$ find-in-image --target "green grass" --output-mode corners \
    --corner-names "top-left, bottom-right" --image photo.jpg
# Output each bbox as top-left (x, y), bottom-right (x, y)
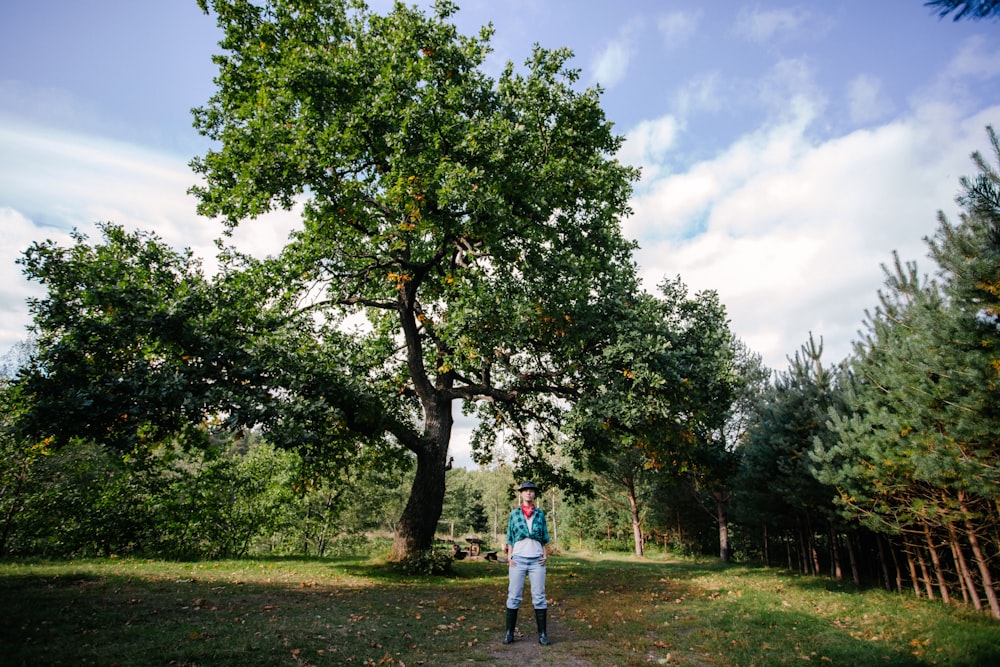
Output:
top-left (2, 552), bottom-right (998, 666)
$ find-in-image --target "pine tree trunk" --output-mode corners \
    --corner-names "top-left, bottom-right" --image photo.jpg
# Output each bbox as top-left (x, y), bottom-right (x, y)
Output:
top-left (763, 523), bottom-right (770, 568)
top-left (905, 548), bottom-right (921, 597)
top-left (845, 532), bottom-right (861, 586)
top-left (830, 528), bottom-right (843, 581)
top-left (923, 522), bottom-right (950, 604)
top-left (877, 534), bottom-right (893, 591)
top-left (947, 518), bottom-right (981, 611)
top-left (960, 495), bottom-right (1000, 619)
top-left (915, 546), bottom-right (935, 600)
top-left (888, 538), bottom-right (905, 594)
top-left (809, 532), bottom-right (821, 575)
top-left (798, 530), bottom-right (808, 573)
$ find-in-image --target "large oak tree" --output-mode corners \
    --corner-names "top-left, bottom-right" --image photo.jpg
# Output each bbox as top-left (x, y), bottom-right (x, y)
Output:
top-left (190, 0), bottom-right (640, 558)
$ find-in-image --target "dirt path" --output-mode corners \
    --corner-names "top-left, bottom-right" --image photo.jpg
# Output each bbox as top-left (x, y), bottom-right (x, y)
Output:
top-left (482, 613), bottom-right (605, 667)
top-left (478, 610), bottom-right (714, 667)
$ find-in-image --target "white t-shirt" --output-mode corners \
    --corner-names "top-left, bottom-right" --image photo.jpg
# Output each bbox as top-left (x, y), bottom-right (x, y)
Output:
top-left (510, 513), bottom-right (545, 558)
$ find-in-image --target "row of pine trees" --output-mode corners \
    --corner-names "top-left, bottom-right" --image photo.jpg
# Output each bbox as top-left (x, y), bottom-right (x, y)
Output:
top-left (736, 128), bottom-right (1000, 618)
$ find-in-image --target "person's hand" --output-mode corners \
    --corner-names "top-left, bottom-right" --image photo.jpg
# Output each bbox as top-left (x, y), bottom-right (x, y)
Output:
top-left (540, 554), bottom-right (547, 565)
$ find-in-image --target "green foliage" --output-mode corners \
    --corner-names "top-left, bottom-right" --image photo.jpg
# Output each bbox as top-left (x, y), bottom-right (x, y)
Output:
top-left (190, 0), bottom-right (642, 556)
top-left (558, 278), bottom-right (745, 557)
top-left (736, 334), bottom-right (844, 533)
top-left (441, 467), bottom-right (491, 535)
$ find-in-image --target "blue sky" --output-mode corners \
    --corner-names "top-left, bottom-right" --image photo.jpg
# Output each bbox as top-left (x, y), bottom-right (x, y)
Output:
top-left (1, 1), bottom-right (999, 463)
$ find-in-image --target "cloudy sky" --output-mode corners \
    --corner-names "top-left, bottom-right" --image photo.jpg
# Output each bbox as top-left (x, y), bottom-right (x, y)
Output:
top-left (2, 1), bottom-right (999, 463)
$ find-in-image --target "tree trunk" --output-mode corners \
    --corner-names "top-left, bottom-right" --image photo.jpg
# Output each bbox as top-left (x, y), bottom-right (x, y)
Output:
top-left (960, 495), bottom-right (1000, 619)
top-left (798, 530), bottom-right (809, 574)
top-left (301, 502), bottom-right (313, 557)
top-left (923, 522), bottom-right (950, 604)
top-left (905, 548), bottom-right (921, 597)
top-left (845, 532), bottom-right (861, 586)
top-left (888, 537), bottom-right (904, 594)
top-left (391, 398), bottom-right (452, 561)
top-left (762, 523), bottom-right (770, 568)
top-left (876, 534), bottom-right (893, 591)
top-left (947, 519), bottom-right (981, 611)
top-left (915, 546), bottom-right (935, 600)
top-left (626, 479), bottom-right (644, 557)
top-left (716, 492), bottom-right (729, 563)
top-left (809, 532), bottom-right (821, 575)
top-left (830, 528), bottom-right (843, 581)
top-left (551, 494), bottom-right (558, 550)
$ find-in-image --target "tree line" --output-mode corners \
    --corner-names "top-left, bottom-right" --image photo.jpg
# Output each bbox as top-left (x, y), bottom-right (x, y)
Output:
top-left (0, 0), bottom-right (997, 619)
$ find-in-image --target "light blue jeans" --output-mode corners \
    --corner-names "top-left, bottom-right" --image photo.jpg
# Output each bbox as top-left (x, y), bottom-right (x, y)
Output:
top-left (506, 555), bottom-right (547, 609)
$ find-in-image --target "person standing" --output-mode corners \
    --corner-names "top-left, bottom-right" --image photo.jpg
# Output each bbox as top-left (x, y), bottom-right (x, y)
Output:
top-left (502, 480), bottom-right (550, 646)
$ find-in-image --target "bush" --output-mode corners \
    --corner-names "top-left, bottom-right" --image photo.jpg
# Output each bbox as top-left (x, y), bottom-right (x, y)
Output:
top-left (392, 547), bottom-right (454, 576)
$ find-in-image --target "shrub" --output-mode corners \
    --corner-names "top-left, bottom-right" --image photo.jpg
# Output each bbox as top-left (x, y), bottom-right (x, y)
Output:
top-left (392, 547), bottom-right (454, 576)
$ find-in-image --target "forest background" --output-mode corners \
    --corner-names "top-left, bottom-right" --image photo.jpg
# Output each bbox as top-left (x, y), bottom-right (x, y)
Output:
top-left (1, 0), bottom-right (999, 628)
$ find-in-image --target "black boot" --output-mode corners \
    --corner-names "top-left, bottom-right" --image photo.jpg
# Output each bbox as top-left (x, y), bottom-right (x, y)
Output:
top-left (503, 607), bottom-right (517, 644)
top-left (535, 608), bottom-right (550, 645)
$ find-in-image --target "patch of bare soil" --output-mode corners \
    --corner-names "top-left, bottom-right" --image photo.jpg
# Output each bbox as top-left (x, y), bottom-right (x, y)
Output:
top-left (478, 612), bottom-right (719, 667)
top-left (482, 615), bottom-right (605, 667)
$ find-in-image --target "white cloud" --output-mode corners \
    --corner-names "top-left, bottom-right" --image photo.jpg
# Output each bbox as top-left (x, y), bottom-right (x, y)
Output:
top-left (756, 58), bottom-right (825, 116)
top-left (0, 122), bottom-right (301, 354)
top-left (0, 208), bottom-right (60, 351)
top-left (847, 74), bottom-right (893, 125)
top-left (665, 57), bottom-right (824, 131)
top-left (672, 71), bottom-right (725, 120)
top-left (657, 10), bottom-right (701, 49)
top-left (0, 80), bottom-right (101, 131)
top-left (590, 19), bottom-right (644, 89)
top-left (913, 35), bottom-right (1000, 110)
top-left (619, 115), bottom-right (681, 182)
top-left (626, 102), bottom-right (999, 370)
top-left (946, 35), bottom-right (1000, 80)
top-left (592, 40), bottom-right (632, 89)
top-left (732, 7), bottom-right (808, 43)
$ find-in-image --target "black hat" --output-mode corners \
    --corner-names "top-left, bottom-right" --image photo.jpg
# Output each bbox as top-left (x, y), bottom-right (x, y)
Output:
top-left (518, 481), bottom-right (538, 491)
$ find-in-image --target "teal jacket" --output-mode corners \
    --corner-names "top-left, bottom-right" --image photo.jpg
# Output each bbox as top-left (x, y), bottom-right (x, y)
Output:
top-left (506, 507), bottom-right (549, 546)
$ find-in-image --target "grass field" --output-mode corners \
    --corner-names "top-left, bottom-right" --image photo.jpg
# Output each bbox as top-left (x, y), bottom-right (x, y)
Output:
top-left (2, 551), bottom-right (998, 666)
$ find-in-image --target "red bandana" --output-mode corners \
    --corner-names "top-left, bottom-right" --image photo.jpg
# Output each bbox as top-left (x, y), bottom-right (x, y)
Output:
top-left (521, 505), bottom-right (535, 519)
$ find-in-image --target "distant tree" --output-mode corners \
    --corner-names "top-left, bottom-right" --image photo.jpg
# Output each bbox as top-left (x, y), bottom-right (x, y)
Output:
top-left (925, 0), bottom-right (1000, 21)
top-left (568, 279), bottom-right (738, 558)
top-left (680, 334), bottom-right (768, 563)
top-left (442, 468), bottom-right (489, 536)
top-left (0, 381), bottom-right (44, 556)
top-left (737, 334), bottom-right (844, 572)
top-left (476, 465), bottom-right (515, 544)
top-left (191, 0), bottom-right (640, 560)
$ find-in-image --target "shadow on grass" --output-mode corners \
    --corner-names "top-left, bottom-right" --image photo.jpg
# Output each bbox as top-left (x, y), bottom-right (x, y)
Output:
top-left (3, 554), bottom-right (998, 667)
top-left (336, 557), bottom-right (508, 583)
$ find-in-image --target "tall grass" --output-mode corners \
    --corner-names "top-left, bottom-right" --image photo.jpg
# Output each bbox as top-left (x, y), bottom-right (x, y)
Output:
top-left (2, 552), bottom-right (998, 666)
